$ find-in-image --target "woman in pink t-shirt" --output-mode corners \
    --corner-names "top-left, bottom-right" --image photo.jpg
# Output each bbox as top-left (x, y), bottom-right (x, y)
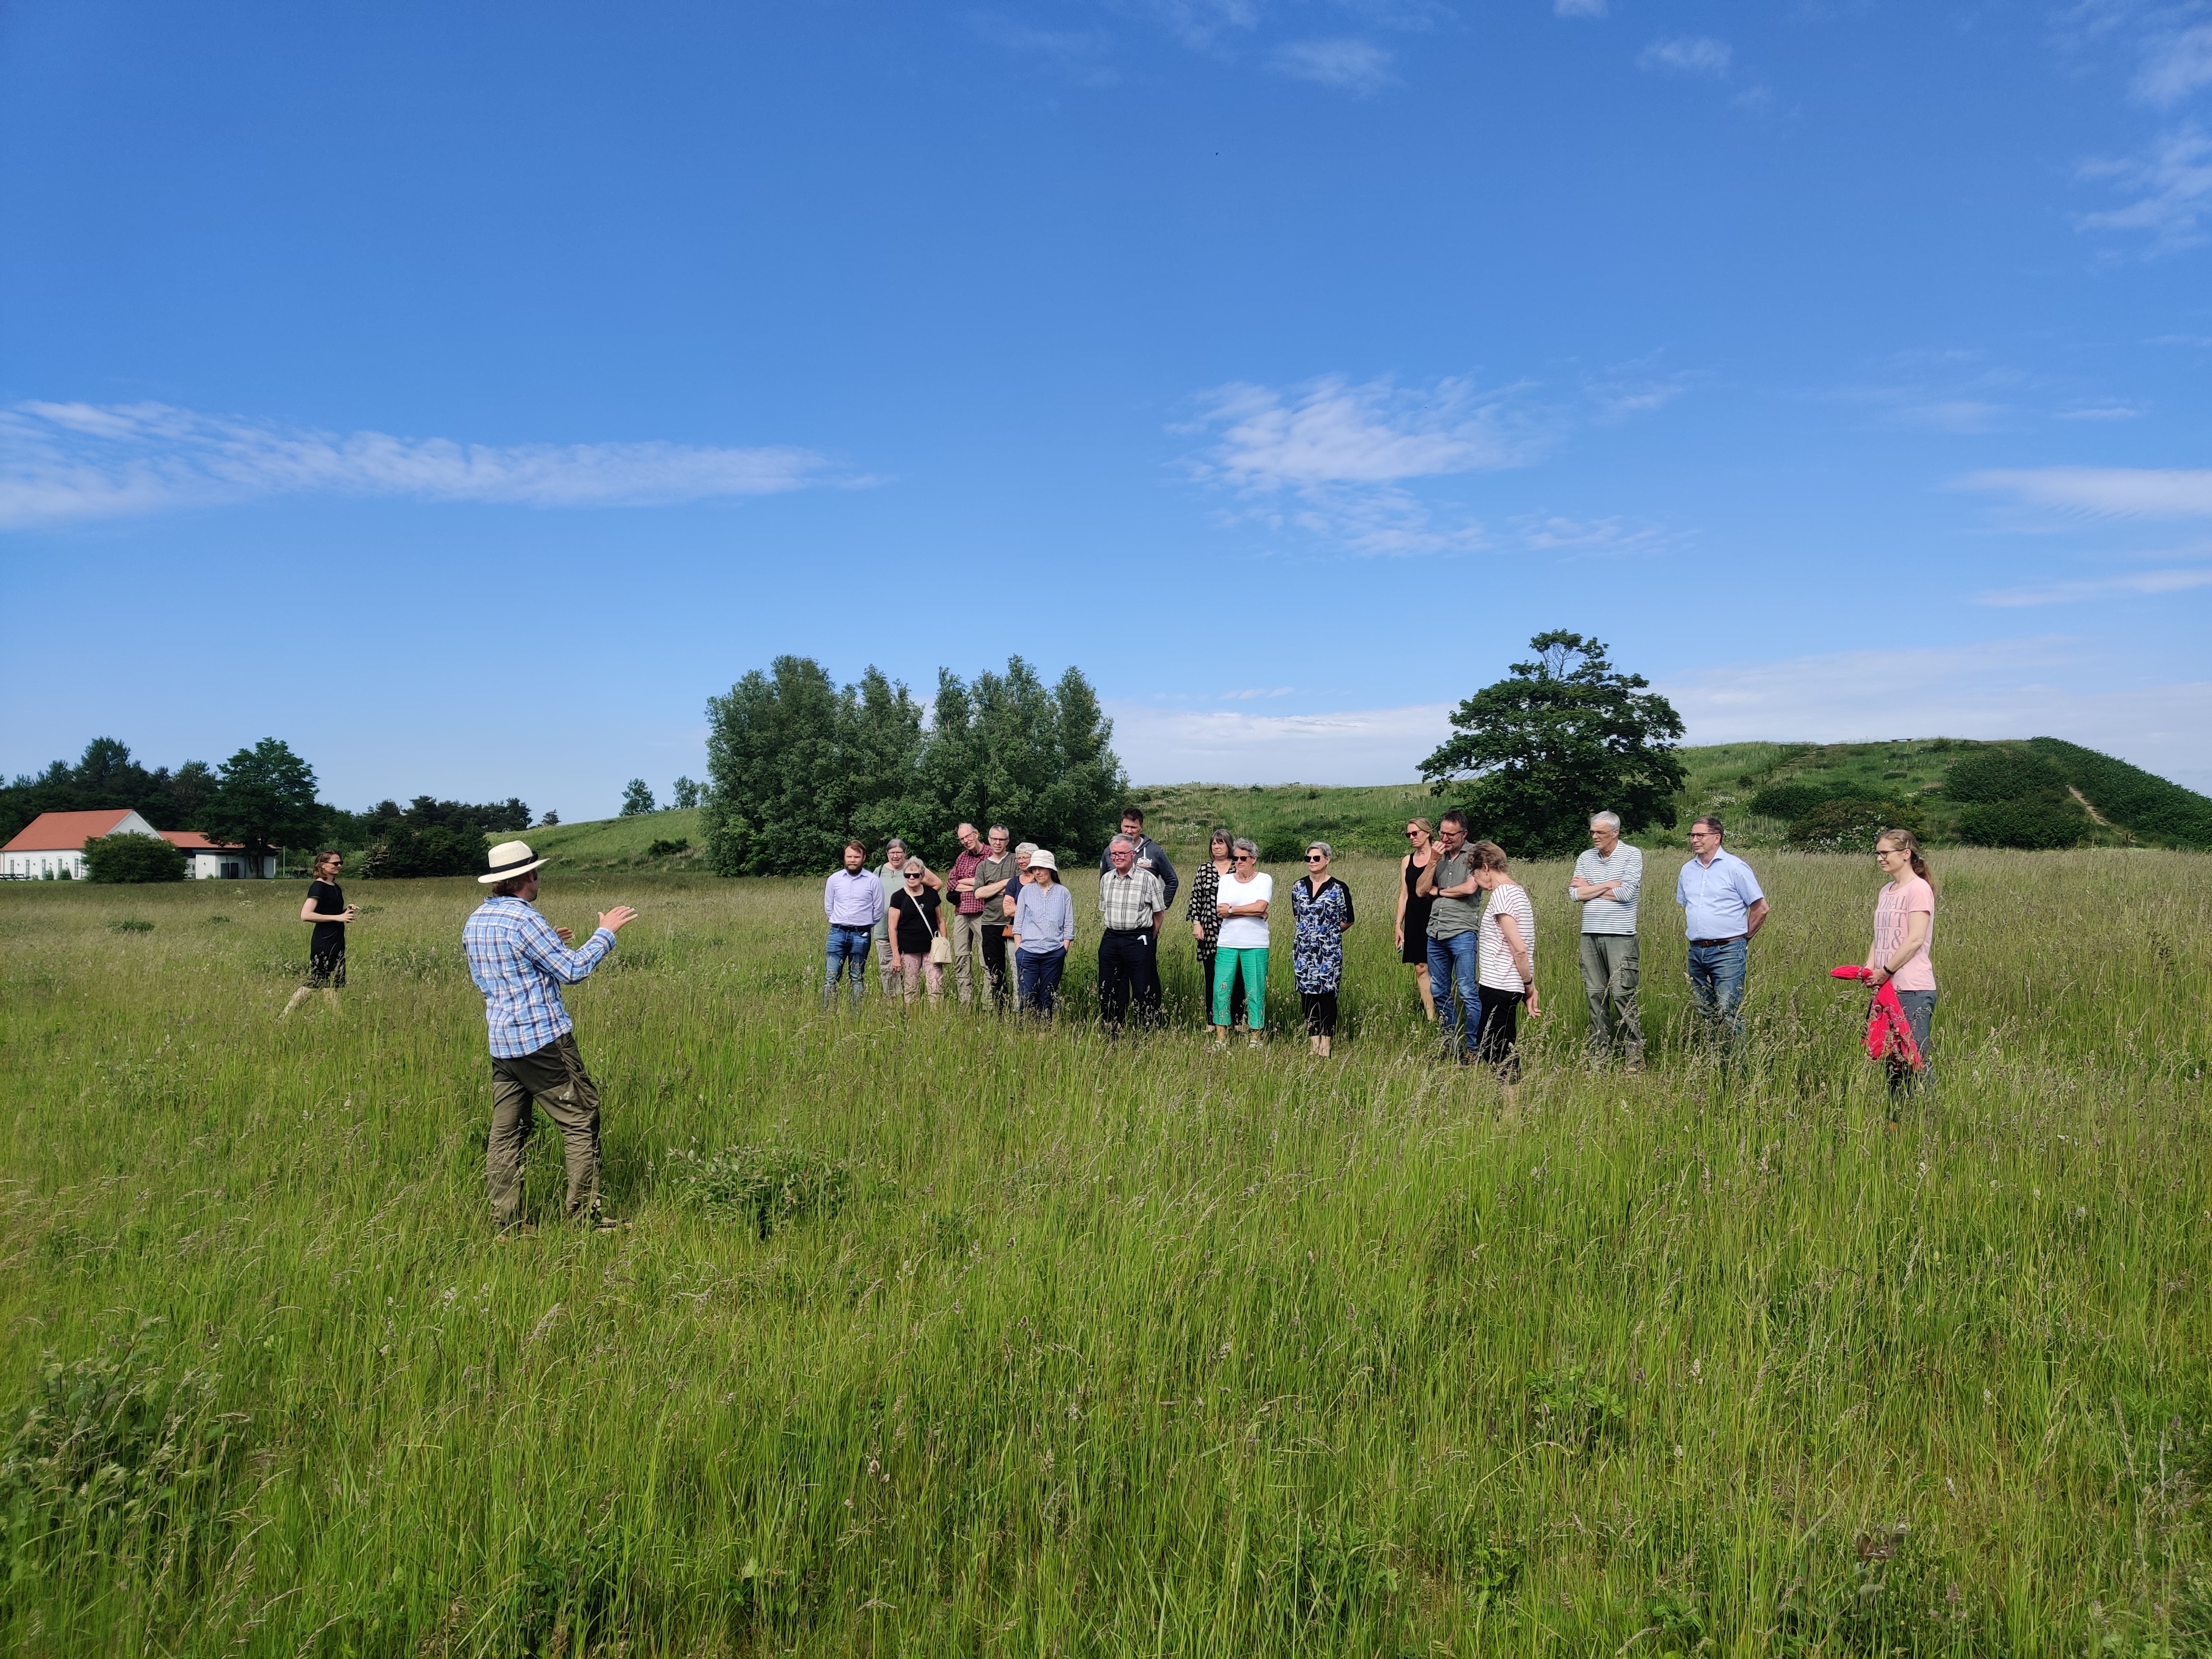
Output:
top-left (1865, 828), bottom-right (1937, 1092)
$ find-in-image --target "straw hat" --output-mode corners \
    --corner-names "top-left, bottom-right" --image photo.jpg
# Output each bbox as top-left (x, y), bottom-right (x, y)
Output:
top-left (1028, 849), bottom-right (1058, 872)
top-left (481, 840), bottom-right (551, 884)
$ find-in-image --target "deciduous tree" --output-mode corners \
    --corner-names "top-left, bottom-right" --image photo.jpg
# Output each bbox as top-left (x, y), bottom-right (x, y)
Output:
top-left (200, 738), bottom-right (324, 876)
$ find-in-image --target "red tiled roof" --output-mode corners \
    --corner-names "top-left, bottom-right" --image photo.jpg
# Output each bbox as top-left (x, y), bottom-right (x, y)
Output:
top-left (2, 808), bottom-right (137, 853)
top-left (159, 830), bottom-right (244, 852)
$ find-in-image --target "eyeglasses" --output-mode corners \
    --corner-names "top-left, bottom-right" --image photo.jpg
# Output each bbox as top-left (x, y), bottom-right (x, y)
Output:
top-left (1688, 830), bottom-right (1718, 840)
top-left (1305, 854), bottom-right (1326, 862)
top-left (1234, 853), bottom-right (1256, 863)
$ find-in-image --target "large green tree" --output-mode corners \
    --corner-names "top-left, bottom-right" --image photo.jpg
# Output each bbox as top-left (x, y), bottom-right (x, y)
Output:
top-left (200, 738), bottom-right (324, 876)
top-left (1420, 631), bottom-right (1686, 859)
top-left (0, 737), bottom-right (217, 844)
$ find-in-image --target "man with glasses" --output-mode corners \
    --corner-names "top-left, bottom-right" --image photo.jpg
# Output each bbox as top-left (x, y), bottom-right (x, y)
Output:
top-left (1416, 810), bottom-right (1486, 1063)
top-left (943, 821), bottom-right (992, 1005)
top-left (1097, 833), bottom-right (1168, 1032)
top-left (1674, 814), bottom-right (1769, 1058)
top-left (1098, 805), bottom-right (1178, 1025)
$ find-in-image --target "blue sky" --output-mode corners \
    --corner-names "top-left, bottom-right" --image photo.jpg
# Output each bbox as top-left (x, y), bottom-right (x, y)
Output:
top-left (4, 0), bottom-right (2210, 815)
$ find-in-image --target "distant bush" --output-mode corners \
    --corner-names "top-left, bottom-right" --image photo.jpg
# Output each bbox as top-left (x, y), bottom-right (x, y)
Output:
top-left (360, 824), bottom-right (481, 879)
top-left (82, 834), bottom-right (187, 883)
top-left (1957, 799), bottom-right (2086, 850)
top-left (1750, 781), bottom-right (1843, 822)
top-left (646, 837), bottom-right (691, 858)
top-left (1258, 827), bottom-right (1312, 863)
top-left (1788, 800), bottom-right (1921, 852)
top-left (2029, 737), bottom-right (2212, 849)
top-left (1942, 747), bottom-right (2065, 805)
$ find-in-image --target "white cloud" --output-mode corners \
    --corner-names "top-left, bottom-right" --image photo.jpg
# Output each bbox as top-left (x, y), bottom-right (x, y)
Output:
top-left (1270, 38), bottom-right (1395, 92)
top-left (1110, 699), bottom-right (1453, 783)
top-left (2078, 124), bottom-right (2212, 251)
top-left (2136, 22), bottom-right (2212, 107)
top-left (1957, 466), bottom-right (2212, 517)
top-left (1639, 37), bottom-right (1733, 77)
top-left (0, 401), bottom-right (838, 529)
top-left (1975, 566), bottom-right (2212, 606)
top-left (1661, 639), bottom-right (2212, 792)
top-left (1131, 0), bottom-right (1261, 51)
top-left (971, 14), bottom-right (1118, 82)
top-left (1196, 375), bottom-right (1540, 490)
top-left (1892, 398), bottom-right (2010, 434)
top-left (1554, 0), bottom-right (1606, 17)
top-left (2054, 403), bottom-right (2142, 420)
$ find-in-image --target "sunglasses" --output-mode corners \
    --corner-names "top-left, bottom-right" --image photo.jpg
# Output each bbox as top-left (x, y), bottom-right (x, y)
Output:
top-left (1305, 853), bottom-right (1326, 862)
top-left (1234, 853), bottom-right (1256, 863)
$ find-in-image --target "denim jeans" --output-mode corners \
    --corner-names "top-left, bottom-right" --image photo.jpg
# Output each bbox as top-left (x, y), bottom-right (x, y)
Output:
top-left (823, 924), bottom-right (873, 1006)
top-left (1890, 988), bottom-right (1937, 1094)
top-left (1685, 937), bottom-right (1748, 1052)
top-left (1017, 946), bottom-right (1068, 1018)
top-left (1426, 931), bottom-right (1481, 1053)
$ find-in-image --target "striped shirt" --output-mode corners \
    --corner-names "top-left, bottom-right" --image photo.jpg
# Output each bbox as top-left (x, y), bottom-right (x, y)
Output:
top-left (1097, 866), bottom-right (1166, 932)
top-left (462, 897), bottom-right (617, 1058)
top-left (1477, 880), bottom-right (1536, 992)
top-left (1569, 843), bottom-right (1642, 935)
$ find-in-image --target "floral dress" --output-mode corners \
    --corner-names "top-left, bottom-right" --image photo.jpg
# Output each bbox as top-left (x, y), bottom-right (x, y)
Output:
top-left (1291, 876), bottom-right (1356, 993)
top-left (1187, 862), bottom-right (1225, 951)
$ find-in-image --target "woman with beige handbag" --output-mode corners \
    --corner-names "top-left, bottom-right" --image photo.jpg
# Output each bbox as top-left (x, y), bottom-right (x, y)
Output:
top-left (888, 861), bottom-right (950, 1003)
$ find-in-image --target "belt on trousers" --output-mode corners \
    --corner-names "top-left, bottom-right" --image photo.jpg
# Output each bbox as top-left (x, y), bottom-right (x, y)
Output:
top-left (1688, 935), bottom-right (1745, 947)
top-left (1102, 927), bottom-right (1150, 937)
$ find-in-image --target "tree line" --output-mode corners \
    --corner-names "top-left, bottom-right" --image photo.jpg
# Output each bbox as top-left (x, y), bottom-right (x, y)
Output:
top-left (702, 655), bottom-right (1127, 876)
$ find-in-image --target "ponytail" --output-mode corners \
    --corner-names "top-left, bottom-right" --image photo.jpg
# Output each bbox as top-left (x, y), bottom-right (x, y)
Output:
top-left (1879, 827), bottom-right (1932, 886)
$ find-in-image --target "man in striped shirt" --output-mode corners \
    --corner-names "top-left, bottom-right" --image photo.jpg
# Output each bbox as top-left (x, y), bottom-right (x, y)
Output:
top-left (463, 840), bottom-right (637, 1233)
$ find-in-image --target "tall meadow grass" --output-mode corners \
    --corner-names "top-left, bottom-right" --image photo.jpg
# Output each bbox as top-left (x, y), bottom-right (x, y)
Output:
top-left (2, 849), bottom-right (2208, 1654)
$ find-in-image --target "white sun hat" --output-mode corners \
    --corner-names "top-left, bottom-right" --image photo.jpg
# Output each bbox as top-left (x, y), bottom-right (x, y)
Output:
top-left (481, 840), bottom-right (551, 884)
top-left (1028, 848), bottom-right (1058, 872)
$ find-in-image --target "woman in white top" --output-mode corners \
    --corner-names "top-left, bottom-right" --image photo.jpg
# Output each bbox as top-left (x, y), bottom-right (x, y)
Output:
top-left (1469, 840), bottom-right (1539, 1079)
top-left (1211, 837), bottom-right (1272, 1044)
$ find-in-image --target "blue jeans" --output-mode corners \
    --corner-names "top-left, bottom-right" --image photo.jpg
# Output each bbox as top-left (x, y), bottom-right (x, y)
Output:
top-left (1426, 931), bottom-right (1481, 1053)
top-left (823, 924), bottom-right (872, 1006)
top-left (1891, 988), bottom-right (1937, 1094)
top-left (1686, 937), bottom-right (1748, 1052)
top-left (1017, 947), bottom-right (1067, 1018)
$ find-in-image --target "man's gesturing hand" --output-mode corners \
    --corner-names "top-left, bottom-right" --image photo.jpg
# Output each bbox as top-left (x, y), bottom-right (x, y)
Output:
top-left (599, 906), bottom-right (639, 933)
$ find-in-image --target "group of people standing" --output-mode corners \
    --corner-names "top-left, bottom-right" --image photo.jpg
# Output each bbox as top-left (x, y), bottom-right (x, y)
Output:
top-left (274, 802), bottom-right (1942, 1234)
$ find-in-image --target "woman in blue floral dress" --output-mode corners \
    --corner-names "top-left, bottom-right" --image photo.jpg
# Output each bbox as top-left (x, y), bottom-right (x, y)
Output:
top-left (1291, 841), bottom-right (1357, 1056)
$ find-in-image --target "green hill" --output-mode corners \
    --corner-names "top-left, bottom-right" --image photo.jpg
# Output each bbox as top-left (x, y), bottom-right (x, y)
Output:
top-left (511, 740), bottom-right (2209, 868)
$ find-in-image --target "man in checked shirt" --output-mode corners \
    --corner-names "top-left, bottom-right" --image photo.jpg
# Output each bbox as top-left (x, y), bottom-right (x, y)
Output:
top-left (1096, 833), bottom-right (1167, 1032)
top-left (463, 839), bottom-right (638, 1234)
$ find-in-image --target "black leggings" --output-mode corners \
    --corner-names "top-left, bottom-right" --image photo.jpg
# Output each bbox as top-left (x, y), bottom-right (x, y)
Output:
top-left (1474, 985), bottom-right (1523, 1079)
top-left (1301, 990), bottom-right (1338, 1038)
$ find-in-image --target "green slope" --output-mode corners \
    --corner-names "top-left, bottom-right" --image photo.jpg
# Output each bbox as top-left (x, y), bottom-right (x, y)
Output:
top-left (514, 740), bottom-right (2209, 867)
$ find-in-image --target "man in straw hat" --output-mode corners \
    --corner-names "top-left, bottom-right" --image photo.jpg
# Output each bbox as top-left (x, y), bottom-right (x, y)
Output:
top-left (462, 838), bottom-right (637, 1233)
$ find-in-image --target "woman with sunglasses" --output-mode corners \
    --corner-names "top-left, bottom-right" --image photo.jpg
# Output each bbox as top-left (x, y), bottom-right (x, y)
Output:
top-left (1186, 828), bottom-right (1246, 1029)
top-left (1396, 818), bottom-right (1438, 1022)
top-left (1865, 827), bottom-right (1937, 1094)
top-left (1211, 838), bottom-right (1271, 1045)
top-left (1291, 841), bottom-right (1356, 1057)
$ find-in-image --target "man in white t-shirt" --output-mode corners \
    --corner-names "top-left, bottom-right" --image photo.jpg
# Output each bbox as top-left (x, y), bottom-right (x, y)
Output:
top-left (1210, 837), bottom-right (1272, 1044)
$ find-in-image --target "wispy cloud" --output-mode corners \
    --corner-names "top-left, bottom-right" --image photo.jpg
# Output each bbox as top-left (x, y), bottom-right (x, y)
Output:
top-left (1129, 0), bottom-right (1261, 52)
top-left (1108, 698), bottom-right (1453, 784)
top-left (1511, 513), bottom-right (1685, 555)
top-left (2055, 402), bottom-right (2143, 419)
top-left (1975, 565), bottom-right (2212, 606)
top-left (0, 401), bottom-right (841, 529)
top-left (1270, 38), bottom-right (1396, 92)
top-left (1958, 465), bottom-right (2212, 517)
top-left (1220, 686), bottom-right (1294, 699)
top-left (1554, 0), bottom-right (1606, 17)
top-left (2135, 20), bottom-right (2212, 107)
top-left (2078, 123), bottom-right (2212, 251)
top-left (1639, 36), bottom-right (1733, 77)
top-left (970, 13), bottom-right (1118, 83)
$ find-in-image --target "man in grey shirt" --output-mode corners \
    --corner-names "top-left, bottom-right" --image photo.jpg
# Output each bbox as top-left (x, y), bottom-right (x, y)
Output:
top-left (1416, 809), bottom-right (1486, 1061)
top-left (1569, 810), bottom-right (1644, 1067)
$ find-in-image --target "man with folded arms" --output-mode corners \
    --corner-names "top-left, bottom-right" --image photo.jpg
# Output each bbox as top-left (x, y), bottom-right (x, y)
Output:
top-left (943, 821), bottom-right (993, 1005)
top-left (463, 839), bottom-right (637, 1234)
top-left (1569, 810), bottom-right (1645, 1069)
top-left (1096, 832), bottom-right (1167, 1032)
top-left (970, 825), bottom-right (1021, 1009)
top-left (1674, 814), bottom-right (1769, 1059)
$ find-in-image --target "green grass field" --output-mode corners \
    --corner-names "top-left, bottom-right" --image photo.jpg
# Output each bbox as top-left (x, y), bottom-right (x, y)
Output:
top-left (4, 849), bottom-right (2210, 1655)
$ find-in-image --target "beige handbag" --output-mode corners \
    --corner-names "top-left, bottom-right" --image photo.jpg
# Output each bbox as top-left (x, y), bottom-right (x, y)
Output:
top-left (916, 881), bottom-right (954, 965)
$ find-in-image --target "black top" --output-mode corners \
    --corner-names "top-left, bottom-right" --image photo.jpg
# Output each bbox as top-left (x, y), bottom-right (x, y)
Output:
top-left (889, 886), bottom-right (941, 956)
top-left (307, 879), bottom-right (347, 958)
top-left (1401, 857), bottom-right (1435, 930)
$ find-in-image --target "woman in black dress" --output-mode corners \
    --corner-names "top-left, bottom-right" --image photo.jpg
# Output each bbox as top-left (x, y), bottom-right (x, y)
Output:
top-left (281, 848), bottom-right (358, 1018)
top-left (1396, 817), bottom-right (1438, 1022)
top-left (1185, 829), bottom-right (1245, 1027)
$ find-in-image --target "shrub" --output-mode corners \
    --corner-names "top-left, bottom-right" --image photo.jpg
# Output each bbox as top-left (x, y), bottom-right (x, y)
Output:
top-left (1788, 799), bottom-right (1920, 852)
top-left (646, 837), bottom-right (691, 858)
top-left (1957, 799), bottom-right (2086, 849)
top-left (1749, 781), bottom-right (1838, 822)
top-left (2028, 737), bottom-right (2212, 849)
top-left (665, 1144), bottom-right (852, 1239)
top-left (1942, 746), bottom-right (2065, 805)
top-left (81, 834), bottom-right (187, 884)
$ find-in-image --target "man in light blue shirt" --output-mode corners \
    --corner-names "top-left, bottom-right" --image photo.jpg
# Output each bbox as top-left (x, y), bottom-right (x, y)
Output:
top-left (1568, 811), bottom-right (1644, 1067)
top-left (823, 839), bottom-right (886, 1006)
top-left (1673, 814), bottom-right (1770, 1056)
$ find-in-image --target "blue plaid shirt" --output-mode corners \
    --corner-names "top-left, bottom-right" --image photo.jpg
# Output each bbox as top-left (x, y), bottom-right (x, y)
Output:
top-left (463, 896), bottom-right (617, 1058)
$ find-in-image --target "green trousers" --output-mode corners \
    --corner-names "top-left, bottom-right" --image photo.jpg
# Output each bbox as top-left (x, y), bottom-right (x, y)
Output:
top-left (1212, 947), bottom-right (1267, 1030)
top-left (487, 1032), bottom-right (603, 1227)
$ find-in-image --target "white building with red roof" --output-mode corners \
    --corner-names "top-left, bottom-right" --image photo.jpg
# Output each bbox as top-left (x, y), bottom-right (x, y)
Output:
top-left (1, 809), bottom-right (275, 880)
